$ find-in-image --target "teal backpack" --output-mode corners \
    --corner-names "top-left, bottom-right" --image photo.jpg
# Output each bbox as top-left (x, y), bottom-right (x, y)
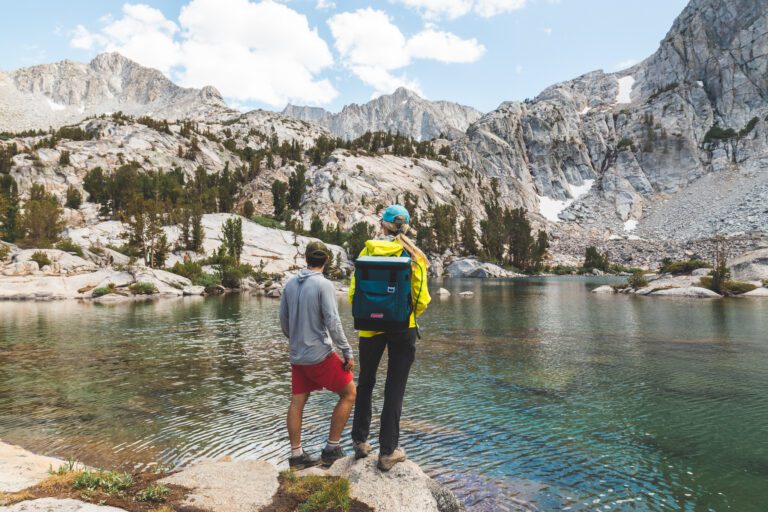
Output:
top-left (352, 253), bottom-right (413, 331)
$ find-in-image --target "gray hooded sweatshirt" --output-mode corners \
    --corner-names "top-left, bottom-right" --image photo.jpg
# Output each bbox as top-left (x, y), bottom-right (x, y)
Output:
top-left (279, 269), bottom-right (352, 365)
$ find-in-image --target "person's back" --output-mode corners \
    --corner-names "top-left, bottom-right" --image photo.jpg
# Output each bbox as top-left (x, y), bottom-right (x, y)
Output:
top-left (279, 241), bottom-right (356, 470)
top-left (348, 205), bottom-right (431, 471)
top-left (282, 269), bottom-right (347, 366)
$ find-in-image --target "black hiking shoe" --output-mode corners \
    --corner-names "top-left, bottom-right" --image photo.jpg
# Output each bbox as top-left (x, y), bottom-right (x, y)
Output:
top-left (321, 445), bottom-right (345, 467)
top-left (288, 451), bottom-right (321, 470)
top-left (353, 441), bottom-right (372, 460)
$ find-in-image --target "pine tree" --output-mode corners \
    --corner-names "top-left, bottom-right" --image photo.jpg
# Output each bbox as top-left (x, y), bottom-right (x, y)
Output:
top-left (20, 184), bottom-right (64, 247)
top-left (480, 199), bottom-right (505, 262)
top-left (222, 217), bottom-right (244, 263)
top-left (287, 165), bottom-right (308, 210)
top-left (309, 213), bottom-right (324, 238)
top-left (65, 185), bottom-right (82, 209)
top-left (460, 212), bottom-right (478, 256)
top-left (271, 180), bottom-right (288, 217)
top-left (242, 200), bottom-right (254, 219)
top-left (217, 163), bottom-right (235, 213)
top-left (505, 207), bottom-right (534, 271)
top-left (0, 175), bottom-right (21, 242)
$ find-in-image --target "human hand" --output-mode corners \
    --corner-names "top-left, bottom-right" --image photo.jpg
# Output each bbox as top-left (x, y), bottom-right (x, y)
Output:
top-left (343, 356), bottom-right (355, 372)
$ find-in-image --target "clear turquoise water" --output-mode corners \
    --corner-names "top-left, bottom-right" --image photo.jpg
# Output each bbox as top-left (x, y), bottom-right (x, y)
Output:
top-left (1, 277), bottom-right (767, 511)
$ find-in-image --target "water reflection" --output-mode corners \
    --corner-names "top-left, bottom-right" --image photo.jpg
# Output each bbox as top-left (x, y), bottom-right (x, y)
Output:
top-left (1, 279), bottom-right (767, 511)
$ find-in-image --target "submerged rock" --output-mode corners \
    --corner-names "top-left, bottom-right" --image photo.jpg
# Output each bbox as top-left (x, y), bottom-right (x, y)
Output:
top-left (591, 285), bottom-right (616, 294)
top-left (436, 287), bottom-right (451, 297)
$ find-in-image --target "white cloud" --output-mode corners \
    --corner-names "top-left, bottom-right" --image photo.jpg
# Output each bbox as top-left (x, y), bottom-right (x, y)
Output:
top-left (406, 29), bottom-right (485, 63)
top-left (515, 65), bottom-right (523, 75)
top-left (393, 0), bottom-right (526, 19)
top-left (543, 27), bottom-right (552, 35)
top-left (328, 8), bottom-right (484, 96)
top-left (316, 0), bottom-right (336, 9)
top-left (69, 0), bottom-right (336, 107)
top-left (473, 0), bottom-right (526, 17)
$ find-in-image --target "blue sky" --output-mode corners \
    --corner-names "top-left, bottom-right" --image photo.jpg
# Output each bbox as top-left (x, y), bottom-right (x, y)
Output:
top-left (0, 0), bottom-right (689, 113)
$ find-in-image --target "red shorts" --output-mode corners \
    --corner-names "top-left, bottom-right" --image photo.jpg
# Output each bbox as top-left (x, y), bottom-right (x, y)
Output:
top-left (291, 352), bottom-right (353, 395)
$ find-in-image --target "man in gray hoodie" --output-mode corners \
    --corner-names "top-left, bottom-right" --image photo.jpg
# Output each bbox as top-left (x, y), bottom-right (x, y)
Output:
top-left (280, 241), bottom-right (356, 469)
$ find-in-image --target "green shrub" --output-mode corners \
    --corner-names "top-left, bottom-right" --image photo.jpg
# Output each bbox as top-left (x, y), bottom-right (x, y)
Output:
top-left (136, 483), bottom-right (170, 503)
top-left (55, 238), bottom-right (83, 257)
top-left (73, 469), bottom-right (133, 495)
top-left (251, 215), bottom-right (284, 229)
top-left (660, 258), bottom-right (710, 275)
top-left (549, 265), bottom-right (578, 275)
top-left (0, 244), bottom-right (9, 261)
top-left (763, 279), bottom-right (768, 288)
top-left (89, 245), bottom-right (104, 255)
top-left (30, 250), bottom-right (52, 268)
top-left (704, 124), bottom-right (737, 142)
top-left (583, 246), bottom-right (610, 272)
top-left (58, 150), bottom-right (71, 166)
top-left (129, 282), bottom-right (157, 295)
top-left (92, 283), bottom-right (117, 298)
top-left (739, 117), bottom-right (759, 137)
top-left (168, 260), bottom-right (203, 280)
top-left (193, 272), bottom-right (221, 289)
top-left (699, 277), bottom-right (757, 295)
top-left (65, 185), bottom-right (82, 209)
top-left (280, 470), bottom-right (353, 512)
top-left (628, 270), bottom-right (649, 288)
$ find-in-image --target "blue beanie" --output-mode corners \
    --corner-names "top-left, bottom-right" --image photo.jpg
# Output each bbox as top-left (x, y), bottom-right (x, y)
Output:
top-left (382, 204), bottom-right (411, 225)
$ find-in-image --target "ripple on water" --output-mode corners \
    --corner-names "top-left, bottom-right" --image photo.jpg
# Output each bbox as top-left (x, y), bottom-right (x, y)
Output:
top-left (1, 284), bottom-right (768, 511)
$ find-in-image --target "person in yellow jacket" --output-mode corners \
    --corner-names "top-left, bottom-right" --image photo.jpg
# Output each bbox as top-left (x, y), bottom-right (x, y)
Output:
top-left (348, 204), bottom-right (431, 471)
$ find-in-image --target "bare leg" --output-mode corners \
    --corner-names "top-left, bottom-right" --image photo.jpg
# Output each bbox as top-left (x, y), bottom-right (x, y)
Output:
top-left (287, 392), bottom-right (310, 448)
top-left (328, 382), bottom-right (357, 442)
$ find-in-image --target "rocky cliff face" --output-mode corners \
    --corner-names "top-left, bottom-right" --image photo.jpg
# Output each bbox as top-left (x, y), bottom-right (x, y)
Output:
top-left (452, 0), bottom-right (768, 242)
top-left (0, 52), bottom-right (233, 132)
top-left (283, 87), bottom-right (482, 141)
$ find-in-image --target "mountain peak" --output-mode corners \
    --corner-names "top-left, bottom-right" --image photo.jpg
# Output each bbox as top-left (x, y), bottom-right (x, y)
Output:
top-left (1, 52), bottom-right (229, 132)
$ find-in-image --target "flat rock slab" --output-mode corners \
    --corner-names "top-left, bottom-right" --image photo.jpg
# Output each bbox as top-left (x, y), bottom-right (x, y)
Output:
top-left (327, 457), bottom-right (444, 512)
top-left (0, 442), bottom-right (64, 493)
top-left (159, 459), bottom-right (278, 512)
top-left (651, 286), bottom-right (721, 298)
top-left (742, 287), bottom-right (768, 297)
top-left (591, 285), bottom-right (615, 294)
top-left (0, 498), bottom-right (127, 512)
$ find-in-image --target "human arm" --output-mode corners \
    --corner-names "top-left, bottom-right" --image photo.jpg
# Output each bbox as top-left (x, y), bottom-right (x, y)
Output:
top-left (322, 282), bottom-right (353, 360)
top-left (412, 259), bottom-right (431, 318)
top-left (279, 288), bottom-right (290, 338)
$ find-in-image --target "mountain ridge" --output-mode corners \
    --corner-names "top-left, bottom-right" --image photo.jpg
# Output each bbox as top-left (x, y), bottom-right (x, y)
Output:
top-left (0, 52), bottom-right (232, 132)
top-left (283, 87), bottom-right (482, 141)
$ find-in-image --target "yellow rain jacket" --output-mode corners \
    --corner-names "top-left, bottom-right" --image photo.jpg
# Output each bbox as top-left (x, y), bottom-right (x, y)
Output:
top-left (348, 239), bottom-right (431, 338)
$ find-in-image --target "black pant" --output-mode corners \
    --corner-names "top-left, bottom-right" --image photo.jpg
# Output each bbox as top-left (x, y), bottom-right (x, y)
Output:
top-left (351, 328), bottom-right (417, 455)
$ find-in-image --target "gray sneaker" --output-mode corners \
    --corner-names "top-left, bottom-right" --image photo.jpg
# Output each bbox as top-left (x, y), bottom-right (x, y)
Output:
top-left (288, 451), bottom-right (321, 470)
top-left (353, 441), bottom-right (372, 459)
top-left (321, 445), bottom-right (345, 466)
top-left (377, 448), bottom-right (406, 471)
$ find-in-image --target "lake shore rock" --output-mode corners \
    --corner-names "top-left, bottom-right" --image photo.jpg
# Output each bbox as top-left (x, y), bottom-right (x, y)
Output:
top-left (0, 442), bottom-right (465, 512)
top-left (0, 441), bottom-right (65, 493)
top-left (444, 258), bottom-right (521, 278)
top-left (0, 498), bottom-right (128, 511)
top-left (159, 459), bottom-right (279, 512)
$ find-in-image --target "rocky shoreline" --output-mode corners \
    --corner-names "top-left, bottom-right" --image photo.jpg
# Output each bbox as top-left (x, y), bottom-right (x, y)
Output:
top-left (0, 441), bottom-right (465, 512)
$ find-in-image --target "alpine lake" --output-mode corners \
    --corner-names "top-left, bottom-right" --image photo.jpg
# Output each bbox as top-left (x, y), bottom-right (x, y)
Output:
top-left (1, 277), bottom-right (767, 511)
